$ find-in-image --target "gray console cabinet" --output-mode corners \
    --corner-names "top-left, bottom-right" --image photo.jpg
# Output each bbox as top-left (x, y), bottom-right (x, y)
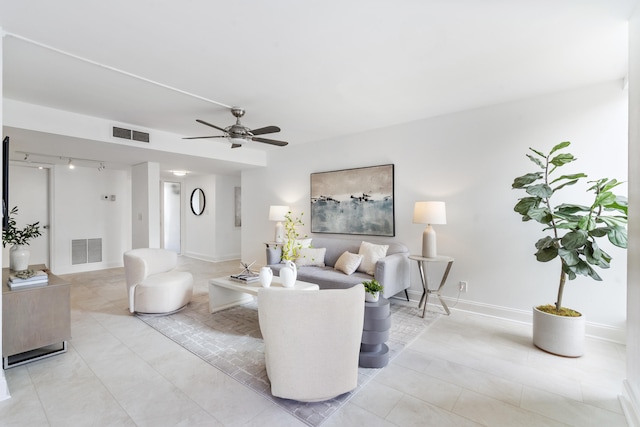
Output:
top-left (2, 265), bottom-right (71, 368)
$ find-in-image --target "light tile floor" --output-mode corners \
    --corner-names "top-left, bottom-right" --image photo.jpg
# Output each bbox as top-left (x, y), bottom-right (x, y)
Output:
top-left (0, 257), bottom-right (628, 426)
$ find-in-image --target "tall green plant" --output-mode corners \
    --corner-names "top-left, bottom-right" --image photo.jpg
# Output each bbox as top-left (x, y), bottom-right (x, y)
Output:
top-left (512, 141), bottom-right (627, 313)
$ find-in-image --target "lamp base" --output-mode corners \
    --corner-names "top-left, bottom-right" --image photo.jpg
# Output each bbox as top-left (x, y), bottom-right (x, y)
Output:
top-left (274, 222), bottom-right (284, 243)
top-left (422, 225), bottom-right (437, 258)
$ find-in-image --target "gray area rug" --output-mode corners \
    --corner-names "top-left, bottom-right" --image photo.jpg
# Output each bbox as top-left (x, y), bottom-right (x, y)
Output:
top-left (138, 293), bottom-right (439, 426)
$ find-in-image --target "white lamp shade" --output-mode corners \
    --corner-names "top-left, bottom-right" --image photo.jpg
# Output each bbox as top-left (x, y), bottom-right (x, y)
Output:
top-left (269, 205), bottom-right (290, 221)
top-left (413, 201), bottom-right (446, 225)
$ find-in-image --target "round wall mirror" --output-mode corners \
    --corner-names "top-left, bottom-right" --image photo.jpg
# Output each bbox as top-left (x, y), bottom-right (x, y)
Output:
top-left (190, 188), bottom-right (206, 215)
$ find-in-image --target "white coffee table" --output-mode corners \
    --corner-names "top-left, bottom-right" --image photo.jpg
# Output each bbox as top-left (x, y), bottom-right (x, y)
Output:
top-left (208, 275), bottom-right (320, 313)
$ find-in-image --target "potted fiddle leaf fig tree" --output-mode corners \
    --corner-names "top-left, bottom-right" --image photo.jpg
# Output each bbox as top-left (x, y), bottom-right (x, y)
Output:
top-left (512, 141), bottom-right (627, 357)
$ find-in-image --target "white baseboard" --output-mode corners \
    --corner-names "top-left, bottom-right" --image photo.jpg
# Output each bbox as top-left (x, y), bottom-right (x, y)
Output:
top-left (404, 290), bottom-right (626, 344)
top-left (0, 372), bottom-right (10, 402)
top-left (621, 380), bottom-right (640, 427)
top-left (184, 251), bottom-right (241, 263)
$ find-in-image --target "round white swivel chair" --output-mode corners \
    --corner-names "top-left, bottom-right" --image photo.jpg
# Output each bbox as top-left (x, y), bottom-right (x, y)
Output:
top-left (123, 248), bottom-right (193, 314)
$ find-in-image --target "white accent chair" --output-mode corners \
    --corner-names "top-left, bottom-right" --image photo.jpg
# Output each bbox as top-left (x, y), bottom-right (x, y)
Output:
top-left (123, 248), bottom-right (193, 314)
top-left (258, 284), bottom-right (365, 402)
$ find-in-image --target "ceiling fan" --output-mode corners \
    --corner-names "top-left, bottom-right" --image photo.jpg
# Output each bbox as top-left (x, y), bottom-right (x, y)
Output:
top-left (183, 107), bottom-right (288, 148)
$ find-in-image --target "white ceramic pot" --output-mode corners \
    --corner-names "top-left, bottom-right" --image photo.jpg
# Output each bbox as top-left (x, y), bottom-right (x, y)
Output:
top-left (10, 244), bottom-right (31, 271)
top-left (259, 267), bottom-right (273, 288)
top-left (280, 260), bottom-right (297, 288)
top-left (532, 306), bottom-right (585, 357)
top-left (365, 291), bottom-right (379, 303)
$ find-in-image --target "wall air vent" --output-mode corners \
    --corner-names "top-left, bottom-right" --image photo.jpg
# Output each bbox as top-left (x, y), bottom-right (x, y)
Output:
top-left (132, 130), bottom-right (150, 143)
top-left (113, 127), bottom-right (132, 140)
top-left (71, 238), bottom-right (103, 265)
top-left (112, 126), bottom-right (150, 143)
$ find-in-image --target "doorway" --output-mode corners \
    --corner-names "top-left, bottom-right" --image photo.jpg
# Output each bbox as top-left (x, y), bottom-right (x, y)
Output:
top-left (162, 181), bottom-right (181, 253)
top-left (2, 164), bottom-right (50, 267)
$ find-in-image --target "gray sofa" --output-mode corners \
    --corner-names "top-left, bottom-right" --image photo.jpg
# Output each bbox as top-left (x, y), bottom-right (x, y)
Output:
top-left (266, 236), bottom-right (410, 300)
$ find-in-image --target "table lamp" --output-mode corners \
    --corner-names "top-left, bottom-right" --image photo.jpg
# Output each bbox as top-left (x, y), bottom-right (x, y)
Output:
top-left (269, 205), bottom-right (290, 243)
top-left (413, 201), bottom-right (446, 258)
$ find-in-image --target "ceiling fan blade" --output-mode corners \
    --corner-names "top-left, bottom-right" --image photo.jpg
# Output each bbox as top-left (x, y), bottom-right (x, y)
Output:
top-left (182, 135), bottom-right (221, 140)
top-left (250, 125), bottom-right (281, 136)
top-left (253, 136), bottom-right (289, 146)
top-left (196, 119), bottom-right (227, 133)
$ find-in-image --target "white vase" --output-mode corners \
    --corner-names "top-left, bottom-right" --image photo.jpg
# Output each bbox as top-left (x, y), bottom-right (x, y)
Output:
top-left (259, 267), bottom-right (273, 288)
top-left (532, 306), bottom-right (585, 357)
top-left (365, 291), bottom-right (379, 303)
top-left (280, 260), bottom-right (297, 288)
top-left (10, 244), bottom-right (31, 271)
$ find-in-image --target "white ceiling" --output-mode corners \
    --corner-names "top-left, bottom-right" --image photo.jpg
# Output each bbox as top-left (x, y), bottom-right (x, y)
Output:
top-left (1, 0), bottom-right (637, 175)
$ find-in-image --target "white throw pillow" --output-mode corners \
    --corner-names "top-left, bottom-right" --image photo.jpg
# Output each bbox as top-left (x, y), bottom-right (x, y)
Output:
top-left (334, 251), bottom-right (363, 275)
top-left (295, 247), bottom-right (326, 267)
top-left (357, 241), bottom-right (389, 276)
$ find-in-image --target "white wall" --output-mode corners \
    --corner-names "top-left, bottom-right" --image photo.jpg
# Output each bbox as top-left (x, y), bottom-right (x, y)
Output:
top-left (623, 2), bottom-right (640, 424)
top-left (51, 164), bottom-right (131, 274)
top-left (131, 162), bottom-right (160, 249)
top-left (242, 80), bottom-right (628, 340)
top-left (184, 173), bottom-right (241, 261)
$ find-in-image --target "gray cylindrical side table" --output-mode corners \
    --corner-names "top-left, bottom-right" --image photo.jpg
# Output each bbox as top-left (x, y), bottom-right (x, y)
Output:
top-left (359, 297), bottom-right (391, 368)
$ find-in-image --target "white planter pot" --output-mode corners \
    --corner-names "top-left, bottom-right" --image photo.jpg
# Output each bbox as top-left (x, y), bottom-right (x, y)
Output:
top-left (365, 292), bottom-right (379, 303)
top-left (10, 244), bottom-right (31, 271)
top-left (532, 306), bottom-right (585, 357)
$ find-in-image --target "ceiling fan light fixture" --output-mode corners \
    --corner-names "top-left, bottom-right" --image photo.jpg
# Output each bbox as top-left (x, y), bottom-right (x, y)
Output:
top-left (228, 137), bottom-right (246, 145)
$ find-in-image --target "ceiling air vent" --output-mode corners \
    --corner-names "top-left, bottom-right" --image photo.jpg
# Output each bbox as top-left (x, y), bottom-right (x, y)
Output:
top-left (112, 126), bottom-right (150, 143)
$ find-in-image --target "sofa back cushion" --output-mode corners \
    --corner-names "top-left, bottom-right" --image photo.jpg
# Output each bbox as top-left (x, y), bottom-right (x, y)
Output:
top-left (310, 237), bottom-right (408, 267)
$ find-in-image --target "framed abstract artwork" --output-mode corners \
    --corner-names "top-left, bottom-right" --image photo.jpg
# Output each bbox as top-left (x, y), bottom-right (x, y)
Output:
top-left (310, 164), bottom-right (394, 236)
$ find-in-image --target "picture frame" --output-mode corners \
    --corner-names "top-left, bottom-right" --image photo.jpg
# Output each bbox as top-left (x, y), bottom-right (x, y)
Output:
top-left (310, 164), bottom-right (394, 236)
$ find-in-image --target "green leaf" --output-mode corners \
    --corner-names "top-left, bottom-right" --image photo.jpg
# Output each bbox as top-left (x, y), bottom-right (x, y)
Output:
top-left (535, 236), bottom-right (558, 262)
top-left (601, 178), bottom-right (624, 193)
top-left (529, 147), bottom-right (546, 158)
top-left (526, 154), bottom-right (545, 169)
top-left (549, 173), bottom-right (587, 185)
top-left (549, 141), bottom-right (571, 155)
top-left (535, 246), bottom-right (558, 262)
top-left (552, 179), bottom-right (580, 192)
top-left (555, 203), bottom-right (590, 214)
top-left (607, 225), bottom-right (628, 248)
top-left (577, 215), bottom-right (596, 231)
top-left (550, 153), bottom-right (576, 167)
top-left (526, 184), bottom-right (553, 198)
top-left (594, 191), bottom-right (616, 207)
top-left (589, 228), bottom-right (608, 238)
top-left (512, 173), bottom-right (543, 188)
top-left (599, 216), bottom-right (628, 227)
top-left (561, 230), bottom-right (588, 250)
top-left (558, 248), bottom-right (580, 266)
top-left (514, 197), bottom-right (539, 216)
top-left (528, 207), bottom-right (552, 224)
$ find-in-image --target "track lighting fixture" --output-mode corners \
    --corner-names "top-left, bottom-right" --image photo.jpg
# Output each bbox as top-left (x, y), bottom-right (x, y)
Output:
top-left (16, 151), bottom-right (106, 171)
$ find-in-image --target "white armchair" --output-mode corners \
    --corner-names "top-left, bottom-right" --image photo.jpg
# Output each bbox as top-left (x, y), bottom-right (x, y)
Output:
top-left (258, 284), bottom-right (365, 402)
top-left (123, 248), bottom-right (193, 314)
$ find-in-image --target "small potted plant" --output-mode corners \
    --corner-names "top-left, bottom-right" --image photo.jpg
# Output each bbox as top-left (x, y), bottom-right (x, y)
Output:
top-left (2, 206), bottom-right (42, 271)
top-left (363, 279), bottom-right (384, 302)
top-left (512, 141), bottom-right (627, 356)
